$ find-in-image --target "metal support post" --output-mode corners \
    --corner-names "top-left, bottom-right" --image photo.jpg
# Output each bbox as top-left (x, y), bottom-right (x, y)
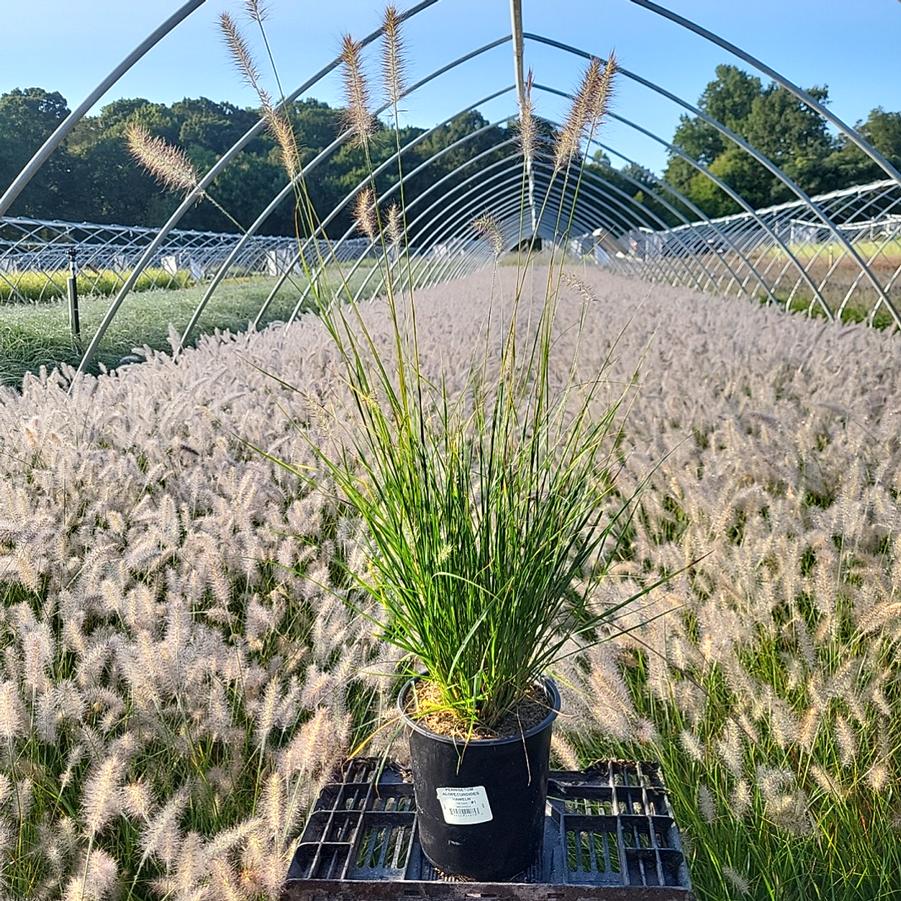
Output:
top-left (67, 247), bottom-right (80, 341)
top-left (510, 0), bottom-right (537, 239)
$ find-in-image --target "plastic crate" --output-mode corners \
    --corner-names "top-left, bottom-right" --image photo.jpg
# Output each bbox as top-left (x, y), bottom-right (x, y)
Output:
top-left (283, 758), bottom-right (693, 900)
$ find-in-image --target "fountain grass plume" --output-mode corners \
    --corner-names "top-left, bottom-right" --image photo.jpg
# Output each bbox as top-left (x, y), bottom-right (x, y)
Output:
top-left (265, 103), bottom-right (300, 180)
top-left (473, 213), bottom-right (504, 257)
top-left (355, 187), bottom-right (378, 241)
top-left (219, 11), bottom-right (265, 97)
top-left (382, 6), bottom-right (406, 108)
top-left (125, 123), bottom-right (247, 232)
top-left (553, 55), bottom-right (616, 172)
top-left (219, 12), bottom-right (299, 180)
top-left (586, 50), bottom-right (616, 134)
top-left (387, 203), bottom-right (402, 245)
top-left (341, 34), bottom-right (374, 146)
top-left (517, 68), bottom-right (537, 162)
top-left (244, 0), bottom-right (268, 23)
top-left (125, 124), bottom-right (199, 196)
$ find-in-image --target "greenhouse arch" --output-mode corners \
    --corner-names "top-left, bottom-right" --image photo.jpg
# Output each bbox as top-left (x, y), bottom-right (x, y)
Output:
top-left (1, 5), bottom-right (900, 899)
top-left (1, 0), bottom-right (899, 386)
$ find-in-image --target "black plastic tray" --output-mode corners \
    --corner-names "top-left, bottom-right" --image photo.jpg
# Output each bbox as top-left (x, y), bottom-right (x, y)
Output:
top-left (283, 758), bottom-right (693, 900)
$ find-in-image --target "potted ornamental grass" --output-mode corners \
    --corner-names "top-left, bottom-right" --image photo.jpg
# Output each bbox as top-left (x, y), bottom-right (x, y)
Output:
top-left (129, 4), bottom-right (659, 881)
top-left (310, 29), bottom-right (652, 880)
top-left (302, 31), bottom-right (653, 880)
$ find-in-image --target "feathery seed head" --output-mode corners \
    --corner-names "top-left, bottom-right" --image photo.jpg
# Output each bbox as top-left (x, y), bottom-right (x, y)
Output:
top-left (553, 52), bottom-right (616, 171)
top-left (798, 704), bottom-right (820, 752)
top-left (472, 213), bottom-right (503, 257)
top-left (355, 187), bottom-right (378, 241)
top-left (634, 717), bottom-right (660, 744)
top-left (769, 697), bottom-right (797, 750)
top-left (126, 124), bottom-right (200, 195)
top-left (140, 788), bottom-right (189, 867)
top-left (278, 707), bottom-right (347, 780)
top-left (553, 58), bottom-right (599, 172)
top-left (551, 732), bottom-right (580, 770)
top-left (263, 105), bottom-right (300, 180)
top-left (679, 728), bottom-right (705, 764)
top-left (387, 203), bottom-right (403, 246)
top-left (0, 679), bottom-right (23, 742)
top-left (715, 719), bottom-right (744, 778)
top-left (382, 6), bottom-right (407, 108)
top-left (13, 778), bottom-right (33, 822)
top-left (220, 12), bottom-right (264, 96)
top-left (517, 68), bottom-right (536, 161)
top-left (64, 848), bottom-right (118, 901)
top-left (262, 771), bottom-right (284, 840)
top-left (210, 858), bottom-right (244, 901)
top-left (585, 50), bottom-right (617, 135)
top-left (698, 783), bottom-right (716, 823)
top-left (723, 866), bottom-right (751, 896)
top-left (219, 9), bottom-right (299, 178)
top-left (766, 789), bottom-right (813, 835)
top-left (341, 34), bottom-right (373, 145)
top-left (866, 762), bottom-right (889, 792)
top-left (123, 781), bottom-right (153, 821)
top-left (82, 755), bottom-right (125, 838)
top-left (835, 715), bottom-right (857, 768)
top-left (244, 0), bottom-right (268, 23)
top-left (561, 271), bottom-right (598, 303)
top-left (756, 766), bottom-right (801, 809)
top-left (254, 677), bottom-right (281, 750)
top-left (731, 779), bottom-right (751, 818)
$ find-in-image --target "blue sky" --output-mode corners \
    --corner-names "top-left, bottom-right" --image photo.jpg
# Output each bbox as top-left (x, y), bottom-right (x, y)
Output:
top-left (3, 0), bottom-right (899, 175)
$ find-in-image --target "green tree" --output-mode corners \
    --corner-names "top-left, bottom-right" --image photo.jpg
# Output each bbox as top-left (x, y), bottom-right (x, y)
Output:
top-left (4, 76), bottom-right (896, 235)
top-left (743, 84), bottom-right (834, 201)
top-left (672, 65), bottom-right (763, 167)
top-left (663, 65), bottom-right (842, 217)
top-left (0, 88), bottom-right (75, 217)
top-left (825, 108), bottom-right (901, 187)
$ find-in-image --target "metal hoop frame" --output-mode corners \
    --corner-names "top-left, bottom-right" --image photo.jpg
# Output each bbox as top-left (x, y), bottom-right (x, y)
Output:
top-left (0, 0), bottom-right (897, 390)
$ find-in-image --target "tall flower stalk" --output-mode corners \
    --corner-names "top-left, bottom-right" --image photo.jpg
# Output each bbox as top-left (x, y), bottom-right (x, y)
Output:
top-left (249, 17), bottom-right (650, 731)
top-left (128, 3), bottom-right (646, 734)
top-left (125, 123), bottom-right (246, 233)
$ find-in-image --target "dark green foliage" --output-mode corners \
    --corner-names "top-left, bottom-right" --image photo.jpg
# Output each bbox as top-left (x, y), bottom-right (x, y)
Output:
top-left (0, 89), bottom-right (512, 238)
top-left (662, 65), bottom-right (901, 217)
top-left (2, 65), bottom-right (899, 237)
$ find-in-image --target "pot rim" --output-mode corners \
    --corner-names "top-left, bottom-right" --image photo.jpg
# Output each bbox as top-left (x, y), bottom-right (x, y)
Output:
top-left (397, 675), bottom-right (561, 747)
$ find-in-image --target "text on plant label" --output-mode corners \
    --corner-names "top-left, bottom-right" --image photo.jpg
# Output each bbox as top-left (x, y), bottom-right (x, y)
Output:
top-left (435, 785), bottom-right (493, 825)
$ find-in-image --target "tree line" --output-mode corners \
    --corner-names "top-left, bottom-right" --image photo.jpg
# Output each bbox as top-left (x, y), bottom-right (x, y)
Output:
top-left (0, 89), bottom-right (514, 237)
top-left (1, 64), bottom-right (899, 235)
top-left (661, 65), bottom-right (901, 218)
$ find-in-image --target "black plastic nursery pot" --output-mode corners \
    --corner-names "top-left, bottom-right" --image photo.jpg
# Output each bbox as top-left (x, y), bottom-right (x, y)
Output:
top-left (397, 677), bottom-right (561, 882)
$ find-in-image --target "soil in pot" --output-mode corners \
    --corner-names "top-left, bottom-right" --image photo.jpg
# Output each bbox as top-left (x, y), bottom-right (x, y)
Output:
top-left (398, 677), bottom-right (560, 881)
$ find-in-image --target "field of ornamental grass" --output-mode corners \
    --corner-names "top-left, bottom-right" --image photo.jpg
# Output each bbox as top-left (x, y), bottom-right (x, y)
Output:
top-left (0, 266), bottom-right (898, 900)
top-left (0, 266), bottom-right (380, 389)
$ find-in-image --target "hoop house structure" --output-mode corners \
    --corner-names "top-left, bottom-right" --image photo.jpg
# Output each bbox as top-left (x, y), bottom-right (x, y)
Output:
top-left (1, 0), bottom-right (898, 387)
top-left (2, 6), bottom-right (901, 900)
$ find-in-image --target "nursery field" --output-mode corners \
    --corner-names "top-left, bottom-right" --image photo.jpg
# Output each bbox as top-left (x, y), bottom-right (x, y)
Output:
top-left (0, 269), bottom-right (193, 304)
top-left (767, 239), bottom-right (901, 266)
top-left (756, 241), bottom-right (901, 327)
top-left (0, 266), bottom-right (899, 900)
top-left (680, 247), bottom-right (901, 329)
top-left (0, 265), bottom-right (376, 388)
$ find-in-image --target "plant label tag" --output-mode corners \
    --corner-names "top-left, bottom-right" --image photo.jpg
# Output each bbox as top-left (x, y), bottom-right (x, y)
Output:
top-left (435, 786), bottom-right (493, 825)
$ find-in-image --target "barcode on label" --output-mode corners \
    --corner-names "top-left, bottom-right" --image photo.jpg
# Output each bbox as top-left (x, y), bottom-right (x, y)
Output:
top-left (435, 786), bottom-right (493, 825)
